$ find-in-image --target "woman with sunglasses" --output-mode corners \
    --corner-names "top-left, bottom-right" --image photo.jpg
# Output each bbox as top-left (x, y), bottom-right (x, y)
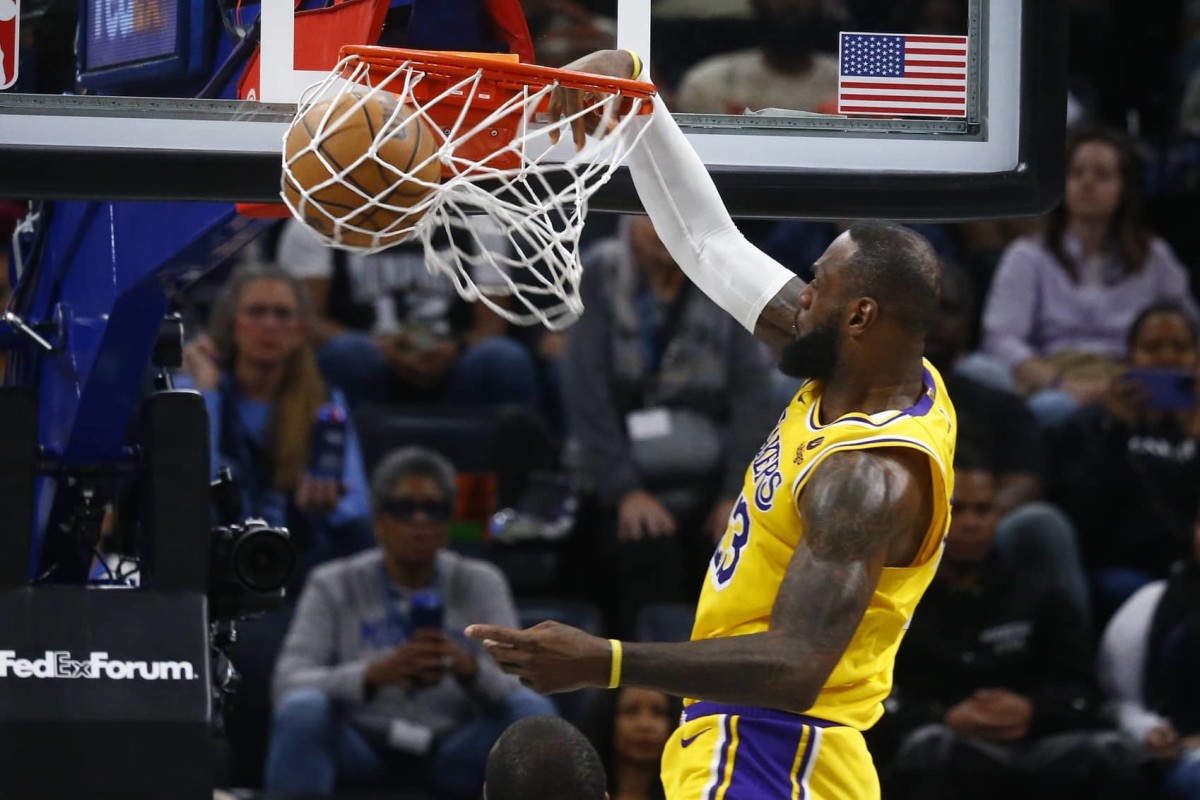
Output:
top-left (180, 261), bottom-right (375, 585)
top-left (266, 446), bottom-right (557, 798)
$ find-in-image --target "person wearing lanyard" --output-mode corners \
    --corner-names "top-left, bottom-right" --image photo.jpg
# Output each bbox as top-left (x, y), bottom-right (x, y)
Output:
top-left (265, 445), bottom-right (557, 799)
top-left (561, 215), bottom-right (774, 638)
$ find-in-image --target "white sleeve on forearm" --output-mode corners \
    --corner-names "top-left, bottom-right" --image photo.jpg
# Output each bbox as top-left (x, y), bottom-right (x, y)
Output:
top-left (625, 94), bottom-right (798, 333)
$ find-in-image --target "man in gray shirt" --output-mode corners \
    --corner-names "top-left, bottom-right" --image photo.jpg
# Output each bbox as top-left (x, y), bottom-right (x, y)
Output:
top-left (263, 446), bottom-right (557, 798)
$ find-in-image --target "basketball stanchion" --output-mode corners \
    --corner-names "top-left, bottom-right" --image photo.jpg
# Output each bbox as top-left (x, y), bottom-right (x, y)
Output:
top-left (281, 47), bottom-right (656, 330)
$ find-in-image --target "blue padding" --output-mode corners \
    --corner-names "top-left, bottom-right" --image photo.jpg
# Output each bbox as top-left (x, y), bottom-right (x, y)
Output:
top-left (405, 0), bottom-right (487, 51)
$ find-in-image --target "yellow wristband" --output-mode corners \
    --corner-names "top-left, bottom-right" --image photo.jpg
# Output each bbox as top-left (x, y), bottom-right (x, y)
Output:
top-left (608, 639), bottom-right (623, 688)
top-left (623, 49), bottom-right (643, 80)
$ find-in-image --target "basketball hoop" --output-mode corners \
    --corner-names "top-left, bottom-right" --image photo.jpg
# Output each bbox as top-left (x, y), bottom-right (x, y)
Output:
top-left (282, 46), bottom-right (656, 330)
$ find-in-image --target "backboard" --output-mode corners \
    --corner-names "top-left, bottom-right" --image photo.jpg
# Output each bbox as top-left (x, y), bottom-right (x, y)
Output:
top-left (0, 0), bottom-right (1066, 220)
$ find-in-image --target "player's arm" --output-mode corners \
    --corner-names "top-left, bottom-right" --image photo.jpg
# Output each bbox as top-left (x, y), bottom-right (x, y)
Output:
top-left (549, 50), bottom-right (804, 353)
top-left (467, 449), bottom-right (931, 711)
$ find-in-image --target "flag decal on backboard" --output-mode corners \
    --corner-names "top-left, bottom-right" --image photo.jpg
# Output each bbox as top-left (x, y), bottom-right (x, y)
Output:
top-left (838, 32), bottom-right (968, 118)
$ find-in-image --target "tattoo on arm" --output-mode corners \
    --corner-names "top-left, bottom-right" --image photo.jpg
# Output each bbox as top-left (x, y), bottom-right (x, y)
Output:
top-left (754, 276), bottom-right (806, 355)
top-left (620, 449), bottom-right (927, 711)
top-left (769, 451), bottom-right (922, 675)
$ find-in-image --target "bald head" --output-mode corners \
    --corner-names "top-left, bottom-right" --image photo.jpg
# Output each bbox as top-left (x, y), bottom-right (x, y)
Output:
top-left (842, 220), bottom-right (941, 336)
top-left (485, 717), bottom-right (608, 800)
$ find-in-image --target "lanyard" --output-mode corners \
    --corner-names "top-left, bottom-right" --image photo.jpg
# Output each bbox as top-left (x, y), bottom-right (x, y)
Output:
top-left (634, 282), bottom-right (692, 406)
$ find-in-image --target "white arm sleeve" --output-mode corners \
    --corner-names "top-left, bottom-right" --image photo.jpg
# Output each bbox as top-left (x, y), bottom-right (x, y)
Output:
top-left (277, 220), bottom-right (336, 280)
top-left (626, 94), bottom-right (799, 334)
top-left (1096, 581), bottom-right (1168, 741)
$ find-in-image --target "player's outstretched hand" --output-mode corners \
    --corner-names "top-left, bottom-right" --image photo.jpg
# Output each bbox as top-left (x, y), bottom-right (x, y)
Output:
top-left (465, 620), bottom-right (612, 694)
top-left (547, 49), bottom-right (638, 150)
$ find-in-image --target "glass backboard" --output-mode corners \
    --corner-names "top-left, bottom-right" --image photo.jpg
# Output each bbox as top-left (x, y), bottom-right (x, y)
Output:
top-left (0, 0), bottom-right (1067, 220)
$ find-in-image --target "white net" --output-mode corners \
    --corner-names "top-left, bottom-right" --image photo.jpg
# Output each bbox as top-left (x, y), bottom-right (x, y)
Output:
top-left (281, 50), bottom-right (655, 330)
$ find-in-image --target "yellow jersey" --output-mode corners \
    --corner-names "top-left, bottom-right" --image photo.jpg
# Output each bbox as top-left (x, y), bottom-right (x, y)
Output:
top-left (691, 359), bottom-right (956, 731)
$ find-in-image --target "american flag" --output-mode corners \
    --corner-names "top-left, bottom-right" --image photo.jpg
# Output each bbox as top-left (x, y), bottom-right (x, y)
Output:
top-left (837, 32), bottom-right (969, 118)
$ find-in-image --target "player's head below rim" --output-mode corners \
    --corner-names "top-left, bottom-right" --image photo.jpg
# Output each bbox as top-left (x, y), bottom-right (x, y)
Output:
top-left (775, 220), bottom-right (941, 390)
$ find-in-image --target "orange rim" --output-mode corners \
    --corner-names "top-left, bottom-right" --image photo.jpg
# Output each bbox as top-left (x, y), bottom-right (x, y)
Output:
top-left (339, 45), bottom-right (656, 113)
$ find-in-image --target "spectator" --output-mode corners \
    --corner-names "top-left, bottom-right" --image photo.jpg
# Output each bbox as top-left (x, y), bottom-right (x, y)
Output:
top-left (178, 261), bottom-right (377, 786)
top-left (674, 0), bottom-right (841, 115)
top-left (264, 446), bottom-right (557, 798)
top-left (275, 218), bottom-right (540, 410)
top-left (926, 261), bottom-right (1091, 624)
top-left (927, 260), bottom-right (1045, 512)
top-left (981, 127), bottom-right (1197, 425)
top-left (874, 451), bottom-right (1144, 800)
top-left (580, 688), bottom-right (682, 800)
top-left (179, 261), bottom-right (375, 588)
top-left (1051, 301), bottom-right (1200, 622)
top-left (1098, 508), bottom-right (1200, 800)
top-left (485, 716), bottom-right (609, 800)
top-left (562, 216), bottom-right (773, 637)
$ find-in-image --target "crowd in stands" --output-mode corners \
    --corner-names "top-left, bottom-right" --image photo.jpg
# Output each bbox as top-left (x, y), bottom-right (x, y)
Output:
top-left (7, 0), bottom-right (1190, 797)
top-left (186, 0), bottom-right (1200, 795)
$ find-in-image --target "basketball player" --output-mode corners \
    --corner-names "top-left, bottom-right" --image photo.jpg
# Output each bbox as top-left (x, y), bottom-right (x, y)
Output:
top-left (467, 49), bottom-right (956, 799)
top-left (484, 717), bottom-right (608, 800)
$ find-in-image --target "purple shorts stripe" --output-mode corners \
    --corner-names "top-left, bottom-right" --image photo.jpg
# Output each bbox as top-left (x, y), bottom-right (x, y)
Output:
top-left (684, 701), bottom-right (839, 728)
top-left (721, 716), bottom-right (811, 798)
top-left (706, 715), bottom-right (735, 800)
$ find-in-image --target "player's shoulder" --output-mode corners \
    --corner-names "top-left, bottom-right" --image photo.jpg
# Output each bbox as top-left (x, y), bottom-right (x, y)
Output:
top-left (803, 447), bottom-right (931, 522)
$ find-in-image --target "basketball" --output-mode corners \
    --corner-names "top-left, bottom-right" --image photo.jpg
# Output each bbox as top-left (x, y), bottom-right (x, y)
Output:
top-left (283, 92), bottom-right (441, 249)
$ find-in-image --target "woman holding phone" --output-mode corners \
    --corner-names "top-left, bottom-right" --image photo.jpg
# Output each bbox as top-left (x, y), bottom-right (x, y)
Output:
top-left (1051, 302), bottom-right (1200, 624)
top-left (981, 128), bottom-right (1198, 424)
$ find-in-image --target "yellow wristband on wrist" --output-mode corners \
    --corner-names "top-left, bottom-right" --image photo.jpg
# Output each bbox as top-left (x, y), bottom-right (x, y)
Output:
top-left (608, 639), bottom-right (623, 688)
top-left (622, 49), bottom-right (643, 80)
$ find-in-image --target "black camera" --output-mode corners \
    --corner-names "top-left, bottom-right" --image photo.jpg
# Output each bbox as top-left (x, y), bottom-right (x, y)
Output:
top-left (208, 519), bottom-right (295, 622)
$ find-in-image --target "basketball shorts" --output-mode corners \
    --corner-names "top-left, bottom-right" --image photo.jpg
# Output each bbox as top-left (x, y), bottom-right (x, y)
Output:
top-left (660, 701), bottom-right (880, 800)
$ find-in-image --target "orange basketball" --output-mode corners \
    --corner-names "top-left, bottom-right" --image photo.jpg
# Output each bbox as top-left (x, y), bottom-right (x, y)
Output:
top-left (283, 92), bottom-right (441, 248)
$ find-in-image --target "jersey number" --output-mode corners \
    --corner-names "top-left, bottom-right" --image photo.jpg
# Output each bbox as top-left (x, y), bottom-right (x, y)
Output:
top-left (710, 496), bottom-right (750, 591)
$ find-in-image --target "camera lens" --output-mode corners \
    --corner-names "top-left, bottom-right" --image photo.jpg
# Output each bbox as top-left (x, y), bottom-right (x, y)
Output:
top-left (232, 528), bottom-right (295, 592)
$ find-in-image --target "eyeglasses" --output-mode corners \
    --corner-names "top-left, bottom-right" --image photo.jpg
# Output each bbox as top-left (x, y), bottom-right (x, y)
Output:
top-left (381, 498), bottom-right (453, 522)
top-left (239, 304), bottom-right (298, 323)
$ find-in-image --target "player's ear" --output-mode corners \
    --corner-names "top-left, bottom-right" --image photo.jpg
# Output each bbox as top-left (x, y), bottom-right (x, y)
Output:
top-left (847, 297), bottom-right (878, 334)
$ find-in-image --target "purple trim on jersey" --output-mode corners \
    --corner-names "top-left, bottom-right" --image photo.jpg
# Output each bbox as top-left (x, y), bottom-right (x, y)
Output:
top-left (685, 701), bottom-right (839, 728)
top-left (808, 366), bottom-right (937, 429)
top-left (707, 715), bottom-right (735, 800)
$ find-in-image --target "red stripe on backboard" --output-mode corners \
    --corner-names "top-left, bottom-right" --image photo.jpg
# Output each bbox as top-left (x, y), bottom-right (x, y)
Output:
top-left (906, 35), bottom-right (969, 43)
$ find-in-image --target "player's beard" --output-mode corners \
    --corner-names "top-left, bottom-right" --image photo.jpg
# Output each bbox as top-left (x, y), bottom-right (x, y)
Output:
top-left (778, 315), bottom-right (840, 380)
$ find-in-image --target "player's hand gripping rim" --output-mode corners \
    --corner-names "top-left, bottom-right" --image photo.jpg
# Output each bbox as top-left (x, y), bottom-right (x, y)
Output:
top-left (546, 49), bottom-right (640, 151)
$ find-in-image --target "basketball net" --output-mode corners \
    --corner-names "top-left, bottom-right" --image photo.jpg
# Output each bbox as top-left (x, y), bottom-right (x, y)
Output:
top-left (282, 47), bottom-right (656, 330)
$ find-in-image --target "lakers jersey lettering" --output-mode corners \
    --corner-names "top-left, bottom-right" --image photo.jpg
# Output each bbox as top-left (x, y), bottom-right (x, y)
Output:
top-left (692, 359), bottom-right (957, 731)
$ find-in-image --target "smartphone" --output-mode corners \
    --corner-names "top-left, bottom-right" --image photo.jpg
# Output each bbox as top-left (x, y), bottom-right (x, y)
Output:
top-left (1124, 368), bottom-right (1196, 411)
top-left (408, 590), bottom-right (444, 632)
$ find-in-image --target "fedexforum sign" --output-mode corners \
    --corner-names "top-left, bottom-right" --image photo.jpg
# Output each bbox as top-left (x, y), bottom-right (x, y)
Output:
top-left (0, 650), bottom-right (198, 681)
